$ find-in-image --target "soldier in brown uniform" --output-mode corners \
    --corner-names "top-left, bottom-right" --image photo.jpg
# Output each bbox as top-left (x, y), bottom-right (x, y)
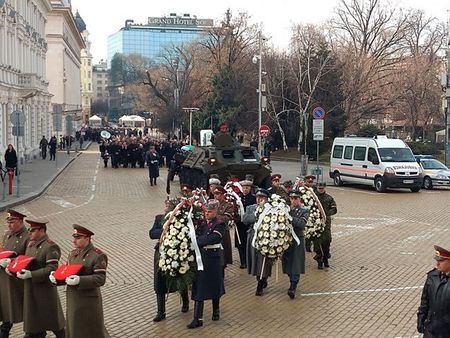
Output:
top-left (212, 186), bottom-right (234, 267)
top-left (0, 209), bottom-right (29, 338)
top-left (54, 224), bottom-right (109, 338)
top-left (18, 219), bottom-right (65, 338)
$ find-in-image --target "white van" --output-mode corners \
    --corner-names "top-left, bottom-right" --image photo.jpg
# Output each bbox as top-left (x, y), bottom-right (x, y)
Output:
top-left (329, 136), bottom-right (423, 192)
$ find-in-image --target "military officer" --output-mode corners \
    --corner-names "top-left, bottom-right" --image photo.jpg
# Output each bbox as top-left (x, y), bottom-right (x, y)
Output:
top-left (244, 188), bottom-right (273, 296)
top-left (149, 199), bottom-right (189, 322)
top-left (417, 245), bottom-right (450, 337)
top-left (208, 175), bottom-right (221, 198)
top-left (281, 180), bottom-right (293, 206)
top-left (236, 180), bottom-right (256, 269)
top-left (20, 219), bottom-right (65, 338)
top-left (212, 186), bottom-right (234, 267)
top-left (268, 174), bottom-right (289, 203)
top-left (187, 200), bottom-right (226, 329)
top-left (282, 191), bottom-right (309, 299)
top-left (314, 183), bottom-right (337, 269)
top-left (0, 209), bottom-right (29, 338)
top-left (180, 183), bottom-right (194, 198)
top-left (51, 225), bottom-right (109, 338)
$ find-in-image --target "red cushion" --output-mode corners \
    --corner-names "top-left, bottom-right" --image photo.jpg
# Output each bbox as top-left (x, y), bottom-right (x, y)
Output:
top-left (53, 264), bottom-right (83, 284)
top-left (7, 255), bottom-right (34, 274)
top-left (0, 249), bottom-right (17, 259)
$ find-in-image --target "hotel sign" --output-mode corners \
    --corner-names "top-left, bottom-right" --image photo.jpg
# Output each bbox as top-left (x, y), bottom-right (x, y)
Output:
top-left (148, 16), bottom-right (213, 27)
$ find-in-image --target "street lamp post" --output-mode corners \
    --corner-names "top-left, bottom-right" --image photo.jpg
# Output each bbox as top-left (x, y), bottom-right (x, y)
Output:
top-left (182, 108), bottom-right (199, 145)
top-left (253, 30), bottom-right (263, 156)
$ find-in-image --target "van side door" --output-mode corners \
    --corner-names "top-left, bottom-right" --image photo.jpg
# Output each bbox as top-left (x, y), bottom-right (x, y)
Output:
top-left (353, 146), bottom-right (368, 184)
top-left (366, 147), bottom-right (382, 182)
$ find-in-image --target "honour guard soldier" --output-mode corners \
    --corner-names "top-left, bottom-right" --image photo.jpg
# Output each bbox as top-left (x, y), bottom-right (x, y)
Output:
top-left (212, 186), bottom-right (234, 267)
top-left (20, 219), bottom-right (65, 338)
top-left (180, 184), bottom-right (194, 198)
top-left (208, 175), bottom-right (221, 198)
top-left (149, 200), bottom-right (190, 322)
top-left (417, 245), bottom-right (450, 337)
top-left (187, 200), bottom-right (226, 329)
top-left (51, 225), bottom-right (109, 338)
top-left (282, 191), bottom-right (309, 299)
top-left (0, 209), bottom-right (29, 338)
top-left (314, 183), bottom-right (337, 269)
top-left (304, 175), bottom-right (317, 252)
top-left (268, 174), bottom-right (282, 195)
top-left (236, 180), bottom-right (256, 268)
top-left (244, 189), bottom-right (273, 296)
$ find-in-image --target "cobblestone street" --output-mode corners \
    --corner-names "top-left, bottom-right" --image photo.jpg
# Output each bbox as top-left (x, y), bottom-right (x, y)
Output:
top-left (3, 149), bottom-right (448, 338)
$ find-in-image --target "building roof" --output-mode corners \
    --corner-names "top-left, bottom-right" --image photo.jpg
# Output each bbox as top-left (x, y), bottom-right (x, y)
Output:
top-left (74, 10), bottom-right (86, 32)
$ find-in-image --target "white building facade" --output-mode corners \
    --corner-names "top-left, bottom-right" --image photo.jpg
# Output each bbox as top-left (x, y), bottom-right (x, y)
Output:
top-left (0, 0), bottom-right (53, 160)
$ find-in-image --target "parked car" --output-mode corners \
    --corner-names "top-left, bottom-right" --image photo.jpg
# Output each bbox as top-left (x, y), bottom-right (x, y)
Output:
top-left (416, 157), bottom-right (450, 189)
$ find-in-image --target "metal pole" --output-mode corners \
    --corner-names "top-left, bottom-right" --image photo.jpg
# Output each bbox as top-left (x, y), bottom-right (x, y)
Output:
top-left (258, 30), bottom-right (263, 156)
top-left (189, 110), bottom-right (192, 145)
top-left (316, 141), bottom-right (319, 181)
top-left (16, 133), bottom-right (20, 198)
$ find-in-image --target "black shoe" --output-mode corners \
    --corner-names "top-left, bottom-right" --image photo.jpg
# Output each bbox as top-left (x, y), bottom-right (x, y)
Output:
top-left (287, 282), bottom-right (297, 299)
top-left (212, 310), bottom-right (220, 321)
top-left (318, 261), bottom-right (324, 270)
top-left (262, 278), bottom-right (268, 289)
top-left (187, 319), bottom-right (203, 329)
top-left (212, 299), bottom-right (220, 321)
top-left (181, 292), bottom-right (189, 313)
top-left (153, 313), bottom-right (166, 322)
top-left (255, 281), bottom-right (264, 296)
top-left (153, 294), bottom-right (166, 322)
top-left (239, 264), bottom-right (246, 269)
top-left (324, 259), bottom-right (330, 268)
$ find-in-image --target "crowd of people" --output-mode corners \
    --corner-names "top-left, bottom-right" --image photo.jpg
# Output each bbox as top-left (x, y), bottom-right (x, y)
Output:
top-left (149, 173), bottom-right (338, 329)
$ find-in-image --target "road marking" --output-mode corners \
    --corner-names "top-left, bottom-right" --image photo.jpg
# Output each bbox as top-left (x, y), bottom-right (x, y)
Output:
top-left (328, 187), bottom-right (380, 195)
top-left (91, 184), bottom-right (95, 191)
top-left (300, 286), bottom-right (422, 297)
top-left (49, 198), bottom-right (77, 208)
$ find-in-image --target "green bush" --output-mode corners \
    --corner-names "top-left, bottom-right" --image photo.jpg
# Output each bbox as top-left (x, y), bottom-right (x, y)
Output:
top-left (407, 142), bottom-right (439, 155)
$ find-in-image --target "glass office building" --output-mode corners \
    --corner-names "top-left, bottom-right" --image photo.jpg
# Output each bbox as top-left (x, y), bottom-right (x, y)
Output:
top-left (107, 14), bottom-right (214, 65)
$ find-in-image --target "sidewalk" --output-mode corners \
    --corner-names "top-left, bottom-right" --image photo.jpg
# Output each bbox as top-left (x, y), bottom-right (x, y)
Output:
top-left (0, 141), bottom-right (92, 211)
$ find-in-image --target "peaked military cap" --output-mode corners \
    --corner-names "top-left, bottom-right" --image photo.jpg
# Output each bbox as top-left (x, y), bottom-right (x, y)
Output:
top-left (434, 245), bottom-right (450, 261)
top-left (72, 224), bottom-right (95, 237)
top-left (26, 219), bottom-right (48, 230)
top-left (6, 209), bottom-right (27, 220)
top-left (288, 190), bottom-right (302, 198)
top-left (255, 188), bottom-right (270, 198)
top-left (271, 174), bottom-right (282, 181)
top-left (205, 199), bottom-right (219, 210)
top-left (213, 186), bottom-right (226, 195)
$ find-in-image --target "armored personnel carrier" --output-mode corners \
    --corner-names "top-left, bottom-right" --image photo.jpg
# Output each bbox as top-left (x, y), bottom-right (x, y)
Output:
top-left (167, 132), bottom-right (271, 192)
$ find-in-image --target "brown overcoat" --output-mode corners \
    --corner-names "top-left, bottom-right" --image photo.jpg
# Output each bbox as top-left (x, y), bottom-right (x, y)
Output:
top-left (65, 242), bottom-right (109, 338)
top-left (0, 226), bottom-right (29, 323)
top-left (217, 199), bottom-right (234, 265)
top-left (23, 235), bottom-right (65, 333)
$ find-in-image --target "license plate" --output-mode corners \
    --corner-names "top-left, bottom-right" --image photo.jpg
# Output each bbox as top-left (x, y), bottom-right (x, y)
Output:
top-left (403, 180), bottom-right (414, 184)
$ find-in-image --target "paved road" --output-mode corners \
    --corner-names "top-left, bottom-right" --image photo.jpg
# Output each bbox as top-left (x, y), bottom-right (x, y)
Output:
top-left (3, 148), bottom-right (447, 337)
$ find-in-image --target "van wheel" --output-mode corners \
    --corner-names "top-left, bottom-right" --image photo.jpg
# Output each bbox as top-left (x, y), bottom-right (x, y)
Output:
top-left (333, 173), bottom-right (343, 186)
top-left (374, 177), bottom-right (386, 192)
top-left (423, 177), bottom-right (433, 190)
top-left (410, 186), bottom-right (421, 192)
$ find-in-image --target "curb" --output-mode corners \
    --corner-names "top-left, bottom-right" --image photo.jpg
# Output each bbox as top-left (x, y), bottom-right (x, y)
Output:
top-left (0, 152), bottom-right (81, 212)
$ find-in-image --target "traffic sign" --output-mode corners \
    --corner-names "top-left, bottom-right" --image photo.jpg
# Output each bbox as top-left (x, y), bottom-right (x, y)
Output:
top-left (12, 126), bottom-right (25, 136)
top-left (312, 107), bottom-right (326, 120)
top-left (259, 124), bottom-right (271, 137)
top-left (313, 119), bottom-right (324, 141)
top-left (11, 110), bottom-right (26, 125)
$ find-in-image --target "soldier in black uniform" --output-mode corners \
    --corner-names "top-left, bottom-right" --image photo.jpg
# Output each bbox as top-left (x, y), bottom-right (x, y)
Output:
top-left (236, 180), bottom-right (256, 269)
top-left (187, 200), bottom-right (226, 329)
top-left (417, 245), bottom-right (450, 337)
top-left (149, 200), bottom-right (189, 322)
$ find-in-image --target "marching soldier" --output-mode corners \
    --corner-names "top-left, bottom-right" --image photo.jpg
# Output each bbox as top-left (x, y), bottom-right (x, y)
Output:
top-left (268, 174), bottom-right (289, 203)
top-left (314, 183), bottom-right (337, 269)
top-left (236, 180), bottom-right (256, 269)
top-left (281, 180), bottom-right (293, 206)
top-left (304, 175), bottom-right (316, 252)
top-left (187, 200), bottom-right (226, 329)
top-left (51, 225), bottom-right (109, 338)
top-left (20, 219), bottom-right (65, 338)
top-left (417, 245), bottom-right (450, 337)
top-left (0, 209), bottom-right (29, 338)
top-left (244, 188), bottom-right (273, 296)
top-left (212, 186), bottom-right (234, 268)
top-left (282, 191), bottom-right (309, 299)
top-left (149, 199), bottom-right (189, 322)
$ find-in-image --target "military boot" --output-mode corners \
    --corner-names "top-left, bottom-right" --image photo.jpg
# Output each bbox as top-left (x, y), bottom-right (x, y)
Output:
top-left (153, 294), bottom-right (166, 322)
top-left (212, 299), bottom-right (220, 321)
top-left (187, 301), bottom-right (204, 329)
top-left (255, 279), bottom-right (264, 296)
top-left (181, 291), bottom-right (189, 313)
top-left (317, 260), bottom-right (324, 270)
top-left (0, 322), bottom-right (12, 338)
top-left (323, 258), bottom-right (330, 268)
top-left (287, 282), bottom-right (297, 299)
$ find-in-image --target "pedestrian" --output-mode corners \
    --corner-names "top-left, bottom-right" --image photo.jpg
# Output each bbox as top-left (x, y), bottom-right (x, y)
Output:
top-left (39, 136), bottom-right (48, 159)
top-left (212, 186), bottom-right (233, 268)
top-left (19, 219), bottom-right (65, 338)
top-left (49, 136), bottom-right (57, 161)
top-left (282, 190), bottom-right (309, 299)
top-left (236, 180), bottom-right (256, 269)
top-left (417, 245), bottom-right (450, 337)
top-left (4, 144), bottom-right (17, 173)
top-left (53, 224), bottom-right (109, 338)
top-left (314, 183), bottom-right (337, 269)
top-left (149, 200), bottom-right (189, 322)
top-left (244, 188), bottom-right (273, 296)
top-left (0, 209), bottom-right (29, 338)
top-left (146, 146), bottom-right (160, 186)
top-left (187, 199), bottom-right (226, 329)
top-left (102, 150), bottom-right (110, 168)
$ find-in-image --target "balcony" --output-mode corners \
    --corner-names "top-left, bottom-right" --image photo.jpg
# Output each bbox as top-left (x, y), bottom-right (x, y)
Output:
top-left (18, 73), bottom-right (47, 90)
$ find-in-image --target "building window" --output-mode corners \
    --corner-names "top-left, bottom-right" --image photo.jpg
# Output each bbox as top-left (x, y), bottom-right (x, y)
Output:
top-left (97, 87), bottom-right (102, 92)
top-left (88, 83), bottom-right (91, 90)
top-left (88, 71), bottom-right (91, 78)
top-left (97, 80), bottom-right (102, 84)
top-left (88, 59), bottom-right (91, 66)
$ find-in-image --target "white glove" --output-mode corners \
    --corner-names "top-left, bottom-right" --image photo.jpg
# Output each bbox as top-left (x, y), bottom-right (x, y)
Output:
top-left (0, 258), bottom-right (11, 269)
top-left (49, 271), bottom-right (57, 284)
top-left (65, 275), bottom-right (80, 286)
top-left (5, 268), bottom-right (13, 277)
top-left (17, 269), bottom-right (32, 280)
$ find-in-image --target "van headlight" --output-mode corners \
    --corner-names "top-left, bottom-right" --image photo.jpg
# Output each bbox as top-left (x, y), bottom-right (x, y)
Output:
top-left (384, 167), bottom-right (395, 176)
top-left (208, 158), bottom-right (217, 165)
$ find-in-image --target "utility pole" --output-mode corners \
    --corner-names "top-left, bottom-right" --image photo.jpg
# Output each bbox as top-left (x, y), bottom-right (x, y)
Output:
top-left (446, 10), bottom-right (450, 166)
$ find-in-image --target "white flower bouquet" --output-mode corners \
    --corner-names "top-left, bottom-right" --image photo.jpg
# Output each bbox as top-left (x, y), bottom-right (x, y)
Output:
top-left (158, 198), bottom-right (204, 291)
top-left (253, 194), bottom-right (293, 259)
top-left (296, 186), bottom-right (326, 239)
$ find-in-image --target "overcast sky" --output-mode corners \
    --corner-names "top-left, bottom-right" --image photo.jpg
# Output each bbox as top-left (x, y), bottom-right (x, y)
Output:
top-left (70, 0), bottom-right (449, 63)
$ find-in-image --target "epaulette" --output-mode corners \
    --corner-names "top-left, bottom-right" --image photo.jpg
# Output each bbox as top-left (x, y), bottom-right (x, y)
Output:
top-left (427, 268), bottom-right (438, 275)
top-left (47, 239), bottom-right (55, 245)
top-left (94, 248), bottom-right (103, 254)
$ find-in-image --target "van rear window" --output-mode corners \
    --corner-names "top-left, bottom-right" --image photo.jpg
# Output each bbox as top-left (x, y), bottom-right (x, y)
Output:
top-left (332, 145), bottom-right (343, 159)
top-left (354, 147), bottom-right (366, 161)
top-left (344, 146), bottom-right (353, 160)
